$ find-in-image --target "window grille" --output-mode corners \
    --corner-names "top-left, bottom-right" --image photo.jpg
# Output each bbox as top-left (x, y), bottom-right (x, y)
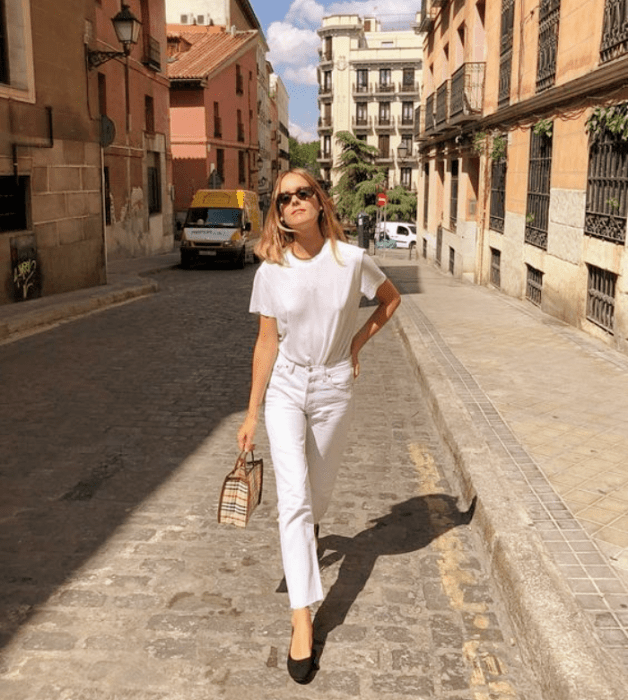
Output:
top-left (536, 0), bottom-right (560, 91)
top-left (585, 106), bottom-right (628, 244)
top-left (490, 147), bottom-right (507, 233)
top-left (498, 0), bottom-right (514, 105)
top-left (525, 129), bottom-right (553, 250)
top-left (217, 149), bottom-right (225, 181)
top-left (490, 248), bottom-right (501, 288)
top-left (587, 264), bottom-right (616, 333)
top-left (238, 151), bottom-right (246, 184)
top-left (601, 0), bottom-right (628, 63)
top-left (145, 95), bottom-right (154, 133)
top-left (526, 265), bottom-right (543, 305)
top-left (449, 246), bottom-right (455, 274)
top-left (423, 163), bottom-right (429, 227)
top-left (450, 160), bottom-right (459, 231)
top-left (147, 153), bottom-right (161, 215)
top-left (436, 225), bottom-right (443, 266)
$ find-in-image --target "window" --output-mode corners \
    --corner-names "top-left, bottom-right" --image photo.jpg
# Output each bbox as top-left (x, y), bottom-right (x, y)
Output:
top-left (236, 64), bottom-right (243, 94)
top-left (323, 135), bottom-right (331, 157)
top-left (213, 102), bottom-right (221, 138)
top-left (601, 0), bottom-right (628, 63)
top-left (379, 102), bottom-right (390, 124)
top-left (378, 134), bottom-right (390, 157)
top-left (323, 36), bottom-right (332, 61)
top-left (525, 128), bottom-right (553, 250)
top-left (1, 1), bottom-right (9, 82)
top-left (422, 238), bottom-right (427, 258)
top-left (356, 69), bottom-right (368, 91)
top-left (401, 167), bottom-right (412, 188)
top-left (490, 248), bottom-right (501, 288)
top-left (217, 149), bottom-right (225, 180)
top-left (450, 159), bottom-right (459, 230)
top-left (402, 68), bottom-right (415, 89)
top-left (490, 143), bottom-right (507, 232)
top-left (400, 135), bottom-right (412, 155)
top-left (103, 167), bottom-right (111, 226)
top-left (0, 175), bottom-right (28, 232)
top-left (402, 102), bottom-right (414, 125)
top-left (587, 264), bottom-right (616, 333)
top-left (0, 0), bottom-right (35, 100)
top-left (356, 102), bottom-right (367, 124)
top-left (585, 104), bottom-right (628, 244)
top-left (423, 163), bottom-right (429, 227)
top-left (526, 264), bottom-right (543, 305)
top-left (144, 95), bottom-right (154, 133)
top-left (323, 70), bottom-right (332, 91)
top-left (147, 152), bottom-right (161, 215)
top-left (536, 0), bottom-right (560, 91)
top-left (498, 0), bottom-right (515, 105)
top-left (238, 151), bottom-right (246, 184)
top-left (379, 68), bottom-right (391, 89)
top-left (237, 109), bottom-right (245, 142)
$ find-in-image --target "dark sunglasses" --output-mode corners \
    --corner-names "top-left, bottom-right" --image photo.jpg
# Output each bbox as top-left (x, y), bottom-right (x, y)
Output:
top-left (277, 187), bottom-right (315, 207)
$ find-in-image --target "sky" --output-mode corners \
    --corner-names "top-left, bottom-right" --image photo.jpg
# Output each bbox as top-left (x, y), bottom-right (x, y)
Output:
top-left (252, 0), bottom-right (422, 143)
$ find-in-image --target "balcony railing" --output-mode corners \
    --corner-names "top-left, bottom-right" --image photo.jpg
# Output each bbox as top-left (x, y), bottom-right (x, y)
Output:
top-left (373, 82), bottom-right (396, 96)
top-left (376, 151), bottom-right (394, 164)
top-left (317, 116), bottom-right (333, 132)
top-left (424, 93), bottom-right (436, 133)
top-left (414, 106), bottom-right (421, 138)
top-left (400, 114), bottom-right (415, 129)
top-left (142, 35), bottom-right (161, 72)
top-left (353, 83), bottom-right (372, 97)
top-left (318, 48), bottom-right (333, 63)
top-left (449, 63), bottom-right (485, 124)
top-left (400, 81), bottom-right (420, 95)
top-left (375, 115), bottom-right (397, 131)
top-left (436, 80), bottom-right (450, 127)
top-left (317, 151), bottom-right (332, 162)
top-left (352, 115), bottom-right (373, 131)
top-left (418, 1), bottom-right (435, 32)
top-left (318, 85), bottom-right (333, 99)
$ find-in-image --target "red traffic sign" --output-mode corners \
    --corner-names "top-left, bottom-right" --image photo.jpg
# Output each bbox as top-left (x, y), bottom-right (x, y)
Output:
top-left (376, 192), bottom-right (387, 207)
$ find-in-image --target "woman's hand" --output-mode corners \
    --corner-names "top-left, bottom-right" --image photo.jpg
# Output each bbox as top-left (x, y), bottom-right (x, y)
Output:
top-left (237, 414), bottom-right (258, 452)
top-left (350, 339), bottom-right (361, 379)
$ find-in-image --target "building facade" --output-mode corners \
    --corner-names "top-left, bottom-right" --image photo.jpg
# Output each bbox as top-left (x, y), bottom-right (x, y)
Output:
top-left (270, 73), bottom-right (290, 177)
top-left (96, 0), bottom-right (173, 261)
top-left (316, 14), bottom-right (423, 194)
top-left (0, 0), bottom-right (106, 305)
top-left (419, 0), bottom-right (628, 353)
top-left (168, 25), bottom-right (259, 218)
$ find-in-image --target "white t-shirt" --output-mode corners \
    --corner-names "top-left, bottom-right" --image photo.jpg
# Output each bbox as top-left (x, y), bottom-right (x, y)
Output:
top-left (249, 240), bottom-right (387, 366)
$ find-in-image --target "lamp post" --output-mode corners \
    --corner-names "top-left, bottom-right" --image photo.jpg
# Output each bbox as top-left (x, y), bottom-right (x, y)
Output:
top-left (86, 4), bottom-right (142, 70)
top-left (397, 142), bottom-right (409, 160)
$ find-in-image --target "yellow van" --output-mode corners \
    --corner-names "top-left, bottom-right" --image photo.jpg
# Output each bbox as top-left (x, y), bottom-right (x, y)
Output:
top-left (180, 189), bottom-right (262, 268)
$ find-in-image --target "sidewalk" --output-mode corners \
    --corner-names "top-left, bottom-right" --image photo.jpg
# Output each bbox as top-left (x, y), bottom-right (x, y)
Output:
top-left (378, 251), bottom-right (628, 699)
top-left (2, 247), bottom-right (628, 698)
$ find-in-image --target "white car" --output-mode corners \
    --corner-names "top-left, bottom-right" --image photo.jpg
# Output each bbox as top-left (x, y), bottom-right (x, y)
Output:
top-left (375, 222), bottom-right (417, 250)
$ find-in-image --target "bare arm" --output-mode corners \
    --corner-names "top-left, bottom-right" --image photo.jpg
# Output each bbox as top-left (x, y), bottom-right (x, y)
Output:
top-left (350, 279), bottom-right (401, 378)
top-left (237, 315), bottom-right (279, 451)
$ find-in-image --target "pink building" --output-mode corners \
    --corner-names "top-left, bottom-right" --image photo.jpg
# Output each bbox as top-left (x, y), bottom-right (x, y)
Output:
top-left (167, 25), bottom-right (260, 219)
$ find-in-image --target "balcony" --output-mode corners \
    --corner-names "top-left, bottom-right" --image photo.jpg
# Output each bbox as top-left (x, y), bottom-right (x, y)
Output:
top-left (318, 48), bottom-right (333, 65)
top-left (435, 80), bottom-right (450, 127)
top-left (399, 81), bottom-right (420, 96)
top-left (352, 83), bottom-right (373, 98)
top-left (414, 106), bottom-right (421, 139)
top-left (418, 2), bottom-right (436, 32)
top-left (318, 85), bottom-right (333, 101)
top-left (142, 35), bottom-right (161, 72)
top-left (317, 151), bottom-right (332, 164)
top-left (317, 116), bottom-right (333, 133)
top-left (373, 82), bottom-right (397, 97)
top-left (375, 115), bottom-right (397, 131)
top-left (352, 115), bottom-right (373, 133)
top-left (449, 63), bottom-right (485, 125)
top-left (424, 93), bottom-right (436, 134)
top-left (375, 151), bottom-right (394, 165)
top-left (399, 115), bottom-right (416, 131)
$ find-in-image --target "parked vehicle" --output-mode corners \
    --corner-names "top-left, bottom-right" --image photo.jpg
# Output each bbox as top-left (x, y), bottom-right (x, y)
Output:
top-left (180, 190), bottom-right (262, 268)
top-left (375, 221), bottom-right (417, 250)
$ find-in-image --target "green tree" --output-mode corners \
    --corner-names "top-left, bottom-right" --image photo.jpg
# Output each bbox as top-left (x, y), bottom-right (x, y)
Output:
top-left (332, 131), bottom-right (386, 221)
top-left (383, 185), bottom-right (417, 221)
top-left (289, 137), bottom-right (319, 174)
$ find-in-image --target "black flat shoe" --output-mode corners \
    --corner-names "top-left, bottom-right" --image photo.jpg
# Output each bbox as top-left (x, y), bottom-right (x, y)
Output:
top-left (287, 628), bottom-right (315, 684)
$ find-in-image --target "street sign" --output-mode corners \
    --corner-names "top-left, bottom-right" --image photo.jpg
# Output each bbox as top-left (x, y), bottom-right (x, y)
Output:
top-left (377, 192), bottom-right (387, 207)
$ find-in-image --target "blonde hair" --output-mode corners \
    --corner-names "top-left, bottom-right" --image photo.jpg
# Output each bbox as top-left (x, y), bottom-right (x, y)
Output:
top-left (255, 169), bottom-right (347, 264)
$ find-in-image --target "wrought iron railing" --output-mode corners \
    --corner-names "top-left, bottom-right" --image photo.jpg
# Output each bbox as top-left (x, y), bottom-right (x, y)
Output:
top-left (536, 0), bottom-right (560, 91)
top-left (498, 0), bottom-right (515, 106)
top-left (143, 35), bottom-right (161, 72)
top-left (490, 152), bottom-right (507, 233)
top-left (601, 0), bottom-right (628, 63)
top-left (352, 116), bottom-right (373, 129)
top-left (587, 264), bottom-right (616, 332)
top-left (450, 63), bottom-right (485, 121)
top-left (525, 130), bottom-right (553, 250)
top-left (425, 93), bottom-right (436, 132)
top-left (436, 81), bottom-right (450, 126)
top-left (526, 265), bottom-right (543, 305)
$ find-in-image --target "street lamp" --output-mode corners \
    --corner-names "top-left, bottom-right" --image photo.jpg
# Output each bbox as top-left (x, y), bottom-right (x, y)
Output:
top-left (397, 142), bottom-right (409, 160)
top-left (86, 4), bottom-right (142, 70)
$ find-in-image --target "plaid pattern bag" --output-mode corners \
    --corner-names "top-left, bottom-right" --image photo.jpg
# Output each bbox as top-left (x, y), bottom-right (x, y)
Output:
top-left (217, 451), bottom-right (263, 527)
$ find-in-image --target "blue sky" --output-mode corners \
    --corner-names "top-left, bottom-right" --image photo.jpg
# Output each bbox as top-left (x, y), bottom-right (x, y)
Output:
top-left (252, 0), bottom-right (421, 143)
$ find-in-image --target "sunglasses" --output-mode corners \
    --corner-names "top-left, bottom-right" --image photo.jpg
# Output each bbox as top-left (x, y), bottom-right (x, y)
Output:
top-left (277, 187), bottom-right (315, 207)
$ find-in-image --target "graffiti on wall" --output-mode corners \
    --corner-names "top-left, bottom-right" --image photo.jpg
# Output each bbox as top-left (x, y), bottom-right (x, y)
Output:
top-left (10, 234), bottom-right (42, 302)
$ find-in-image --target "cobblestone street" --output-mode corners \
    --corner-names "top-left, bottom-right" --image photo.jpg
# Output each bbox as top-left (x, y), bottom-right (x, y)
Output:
top-left (0, 264), bottom-right (542, 699)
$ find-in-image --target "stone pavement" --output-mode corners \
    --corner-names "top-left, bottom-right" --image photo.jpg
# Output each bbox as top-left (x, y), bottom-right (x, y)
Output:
top-left (0, 261), bottom-right (542, 699)
top-left (377, 251), bottom-right (628, 698)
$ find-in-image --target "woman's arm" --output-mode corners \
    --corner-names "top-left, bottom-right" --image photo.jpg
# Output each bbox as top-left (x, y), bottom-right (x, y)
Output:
top-left (237, 315), bottom-right (279, 451)
top-left (350, 279), bottom-right (401, 378)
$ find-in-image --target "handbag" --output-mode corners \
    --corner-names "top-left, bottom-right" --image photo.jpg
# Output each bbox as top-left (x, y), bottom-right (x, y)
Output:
top-left (217, 451), bottom-right (263, 527)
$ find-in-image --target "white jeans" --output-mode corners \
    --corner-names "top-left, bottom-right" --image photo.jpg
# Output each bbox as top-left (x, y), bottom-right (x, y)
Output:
top-left (264, 354), bottom-right (355, 609)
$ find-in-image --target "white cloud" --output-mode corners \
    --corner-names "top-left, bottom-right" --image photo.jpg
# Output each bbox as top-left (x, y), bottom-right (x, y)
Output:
top-left (285, 0), bottom-right (325, 27)
top-left (289, 121), bottom-right (318, 143)
top-left (326, 0), bottom-right (420, 19)
top-left (283, 65), bottom-right (318, 85)
top-left (267, 21), bottom-right (320, 67)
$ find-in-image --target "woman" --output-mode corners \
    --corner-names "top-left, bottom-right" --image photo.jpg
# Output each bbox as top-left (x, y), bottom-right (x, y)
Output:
top-left (237, 169), bottom-right (400, 683)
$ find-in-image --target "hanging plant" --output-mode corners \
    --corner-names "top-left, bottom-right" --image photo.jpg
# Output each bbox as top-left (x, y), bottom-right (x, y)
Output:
top-left (473, 131), bottom-right (488, 156)
top-left (533, 118), bottom-right (553, 138)
top-left (490, 134), bottom-right (507, 161)
top-left (586, 106), bottom-right (628, 142)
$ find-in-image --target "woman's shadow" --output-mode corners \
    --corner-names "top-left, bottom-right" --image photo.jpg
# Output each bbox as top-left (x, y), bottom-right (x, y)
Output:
top-left (309, 493), bottom-right (476, 677)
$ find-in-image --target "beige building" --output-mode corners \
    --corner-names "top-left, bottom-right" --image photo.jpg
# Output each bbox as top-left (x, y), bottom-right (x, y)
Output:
top-left (316, 14), bottom-right (423, 194)
top-left (418, 0), bottom-right (628, 354)
top-left (270, 73), bottom-right (290, 175)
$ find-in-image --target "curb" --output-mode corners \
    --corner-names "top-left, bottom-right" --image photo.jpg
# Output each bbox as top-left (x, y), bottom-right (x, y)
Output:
top-left (0, 277), bottom-right (158, 343)
top-left (393, 303), bottom-right (628, 700)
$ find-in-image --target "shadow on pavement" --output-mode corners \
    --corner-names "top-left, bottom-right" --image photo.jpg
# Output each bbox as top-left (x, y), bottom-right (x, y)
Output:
top-left (311, 493), bottom-right (476, 673)
top-left (379, 265), bottom-right (423, 295)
